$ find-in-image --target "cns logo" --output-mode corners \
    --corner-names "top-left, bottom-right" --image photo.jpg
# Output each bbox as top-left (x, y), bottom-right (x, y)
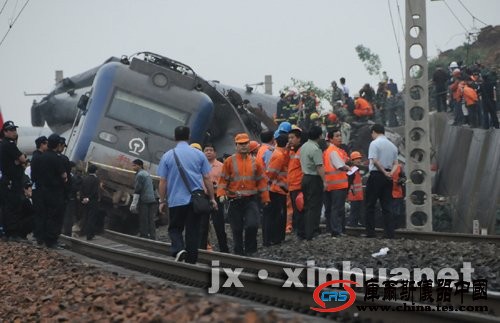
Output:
top-left (310, 280), bottom-right (357, 313)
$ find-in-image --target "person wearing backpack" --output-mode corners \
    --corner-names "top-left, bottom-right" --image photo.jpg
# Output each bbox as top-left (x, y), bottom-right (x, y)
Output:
top-left (461, 81), bottom-right (480, 128)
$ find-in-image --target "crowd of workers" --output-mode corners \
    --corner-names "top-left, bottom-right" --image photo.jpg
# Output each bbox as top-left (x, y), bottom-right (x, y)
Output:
top-left (6, 64), bottom-right (494, 262)
top-left (157, 121), bottom-right (405, 263)
top-left (0, 79), bottom-right (408, 263)
top-left (432, 61), bottom-right (499, 129)
top-left (275, 75), bottom-right (404, 137)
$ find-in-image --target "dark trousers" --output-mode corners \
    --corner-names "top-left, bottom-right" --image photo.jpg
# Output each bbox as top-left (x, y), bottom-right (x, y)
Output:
top-left (83, 201), bottom-right (99, 239)
top-left (199, 203), bottom-right (229, 252)
top-left (483, 99), bottom-right (500, 129)
top-left (139, 202), bottom-right (157, 240)
top-left (228, 197), bottom-right (259, 255)
top-left (365, 172), bottom-right (394, 238)
top-left (62, 198), bottom-right (77, 236)
top-left (393, 198), bottom-right (405, 229)
top-left (326, 189), bottom-right (348, 235)
top-left (301, 175), bottom-right (323, 240)
top-left (289, 190), bottom-right (304, 238)
top-left (39, 187), bottom-right (66, 246)
top-left (0, 182), bottom-right (23, 238)
top-left (212, 200), bottom-right (229, 252)
top-left (169, 204), bottom-right (201, 263)
top-left (452, 100), bottom-right (464, 125)
top-left (467, 104), bottom-right (480, 128)
top-left (199, 211), bottom-right (210, 250)
top-left (435, 86), bottom-right (447, 112)
top-left (262, 192), bottom-right (287, 246)
top-left (32, 189), bottom-right (44, 241)
top-left (348, 200), bottom-right (364, 226)
top-left (323, 191), bottom-right (332, 233)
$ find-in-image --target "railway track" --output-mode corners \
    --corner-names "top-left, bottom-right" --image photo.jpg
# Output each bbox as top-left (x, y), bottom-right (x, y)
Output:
top-left (60, 231), bottom-right (500, 322)
top-left (342, 226), bottom-right (500, 244)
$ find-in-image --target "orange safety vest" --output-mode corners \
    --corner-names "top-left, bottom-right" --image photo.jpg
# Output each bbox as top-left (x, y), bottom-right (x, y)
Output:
top-left (347, 170), bottom-right (363, 201)
top-left (392, 164), bottom-right (404, 199)
top-left (287, 148), bottom-right (303, 192)
top-left (323, 145), bottom-right (349, 191)
top-left (256, 143), bottom-right (274, 169)
top-left (266, 147), bottom-right (289, 195)
top-left (217, 153), bottom-right (270, 203)
top-left (462, 85), bottom-right (478, 106)
top-left (354, 97), bottom-right (373, 117)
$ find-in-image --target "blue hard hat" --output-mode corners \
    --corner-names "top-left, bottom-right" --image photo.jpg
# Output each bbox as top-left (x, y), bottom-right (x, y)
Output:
top-left (277, 121), bottom-right (292, 133)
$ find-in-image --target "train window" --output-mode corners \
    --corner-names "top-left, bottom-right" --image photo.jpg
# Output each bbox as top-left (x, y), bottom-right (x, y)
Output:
top-left (107, 90), bottom-right (189, 138)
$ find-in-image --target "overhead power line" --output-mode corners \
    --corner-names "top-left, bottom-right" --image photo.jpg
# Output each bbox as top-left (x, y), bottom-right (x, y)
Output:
top-left (0, 0), bottom-right (30, 49)
top-left (457, 0), bottom-right (488, 26)
top-left (443, 0), bottom-right (469, 33)
top-left (388, 0), bottom-right (405, 82)
top-left (0, 0), bottom-right (9, 16)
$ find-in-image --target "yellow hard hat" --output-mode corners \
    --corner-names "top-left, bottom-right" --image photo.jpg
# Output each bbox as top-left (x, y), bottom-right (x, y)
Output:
top-left (190, 143), bottom-right (202, 151)
top-left (310, 112), bottom-right (319, 120)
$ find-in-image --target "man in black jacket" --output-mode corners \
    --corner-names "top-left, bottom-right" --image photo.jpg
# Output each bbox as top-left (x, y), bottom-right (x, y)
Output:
top-left (30, 133), bottom-right (67, 248)
top-left (80, 164), bottom-right (100, 240)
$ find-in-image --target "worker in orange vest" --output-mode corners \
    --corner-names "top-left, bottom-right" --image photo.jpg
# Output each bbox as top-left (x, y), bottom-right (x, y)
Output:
top-left (392, 157), bottom-right (406, 229)
top-left (347, 151), bottom-right (364, 227)
top-left (263, 133), bottom-right (289, 246)
top-left (256, 130), bottom-right (275, 169)
top-left (323, 128), bottom-right (351, 237)
top-left (287, 126), bottom-right (304, 238)
top-left (353, 93), bottom-right (374, 120)
top-left (217, 133), bottom-right (270, 256)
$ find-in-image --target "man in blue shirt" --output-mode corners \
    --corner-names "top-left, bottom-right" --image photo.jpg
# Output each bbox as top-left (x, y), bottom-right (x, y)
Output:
top-left (157, 126), bottom-right (217, 263)
top-left (364, 124), bottom-right (398, 239)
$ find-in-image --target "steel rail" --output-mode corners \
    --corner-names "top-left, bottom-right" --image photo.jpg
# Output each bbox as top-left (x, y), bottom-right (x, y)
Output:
top-left (342, 226), bottom-right (500, 244)
top-left (102, 230), bottom-right (302, 279)
top-left (89, 231), bottom-right (500, 321)
top-left (59, 235), bottom-right (499, 323)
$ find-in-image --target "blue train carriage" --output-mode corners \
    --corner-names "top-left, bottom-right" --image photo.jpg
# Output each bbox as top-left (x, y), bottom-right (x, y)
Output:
top-left (65, 53), bottom-right (216, 233)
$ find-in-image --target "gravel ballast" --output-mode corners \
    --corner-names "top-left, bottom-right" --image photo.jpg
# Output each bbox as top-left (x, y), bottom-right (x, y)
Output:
top-left (0, 241), bottom-right (311, 322)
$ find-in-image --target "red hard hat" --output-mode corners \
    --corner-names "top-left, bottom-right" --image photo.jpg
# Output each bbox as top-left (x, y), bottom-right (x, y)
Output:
top-left (249, 140), bottom-right (260, 153)
top-left (327, 113), bottom-right (337, 122)
top-left (295, 192), bottom-right (304, 212)
top-left (350, 151), bottom-right (362, 160)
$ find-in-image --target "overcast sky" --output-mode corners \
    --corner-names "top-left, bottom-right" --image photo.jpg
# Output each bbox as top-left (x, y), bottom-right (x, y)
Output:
top-left (0, 0), bottom-right (499, 126)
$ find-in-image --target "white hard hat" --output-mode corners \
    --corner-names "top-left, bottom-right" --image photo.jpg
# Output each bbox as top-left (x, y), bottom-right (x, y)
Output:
top-left (449, 61), bottom-right (458, 68)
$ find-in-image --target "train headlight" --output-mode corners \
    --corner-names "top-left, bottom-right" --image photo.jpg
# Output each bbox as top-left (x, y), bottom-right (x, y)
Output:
top-left (99, 131), bottom-right (118, 143)
top-left (152, 73), bottom-right (168, 88)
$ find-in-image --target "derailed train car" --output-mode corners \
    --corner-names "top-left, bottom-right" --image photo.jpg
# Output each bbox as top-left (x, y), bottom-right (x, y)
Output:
top-left (33, 52), bottom-right (278, 233)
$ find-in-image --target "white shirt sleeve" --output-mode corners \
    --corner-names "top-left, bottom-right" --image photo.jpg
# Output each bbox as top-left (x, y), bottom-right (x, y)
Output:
top-left (329, 150), bottom-right (346, 169)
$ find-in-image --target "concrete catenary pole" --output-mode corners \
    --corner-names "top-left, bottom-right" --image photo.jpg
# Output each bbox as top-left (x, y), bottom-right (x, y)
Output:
top-left (404, 0), bottom-right (433, 231)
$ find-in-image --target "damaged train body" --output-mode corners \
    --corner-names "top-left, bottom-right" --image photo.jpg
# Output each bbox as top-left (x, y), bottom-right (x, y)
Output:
top-left (31, 52), bottom-right (278, 233)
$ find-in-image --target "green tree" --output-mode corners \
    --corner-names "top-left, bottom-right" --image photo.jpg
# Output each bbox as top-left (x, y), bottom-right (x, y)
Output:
top-left (355, 45), bottom-right (382, 77)
top-left (281, 78), bottom-right (330, 101)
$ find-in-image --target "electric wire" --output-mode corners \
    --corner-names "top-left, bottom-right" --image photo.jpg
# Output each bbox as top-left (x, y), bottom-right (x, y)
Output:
top-left (395, 0), bottom-right (405, 36)
top-left (443, 0), bottom-right (469, 32)
top-left (0, 0), bottom-right (30, 49)
top-left (0, 0), bottom-right (9, 16)
top-left (9, 0), bottom-right (18, 22)
top-left (388, 0), bottom-right (405, 82)
top-left (457, 0), bottom-right (488, 26)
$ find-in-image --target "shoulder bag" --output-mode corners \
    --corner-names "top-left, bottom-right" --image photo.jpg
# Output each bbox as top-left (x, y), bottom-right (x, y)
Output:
top-left (173, 150), bottom-right (211, 214)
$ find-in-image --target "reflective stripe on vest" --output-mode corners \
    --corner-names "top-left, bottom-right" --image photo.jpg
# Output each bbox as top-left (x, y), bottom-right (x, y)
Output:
top-left (323, 145), bottom-right (348, 191)
top-left (230, 155), bottom-right (259, 196)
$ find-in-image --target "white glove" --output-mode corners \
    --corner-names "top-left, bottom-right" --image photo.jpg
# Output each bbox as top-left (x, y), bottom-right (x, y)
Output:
top-left (130, 194), bottom-right (140, 214)
top-left (218, 196), bottom-right (227, 203)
